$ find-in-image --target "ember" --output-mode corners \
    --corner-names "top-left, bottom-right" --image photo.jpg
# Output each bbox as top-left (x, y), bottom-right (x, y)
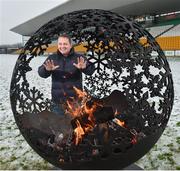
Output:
top-left (113, 118), bottom-right (125, 127)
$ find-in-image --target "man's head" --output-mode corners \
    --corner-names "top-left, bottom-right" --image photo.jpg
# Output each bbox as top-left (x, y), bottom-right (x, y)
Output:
top-left (58, 34), bottom-right (72, 56)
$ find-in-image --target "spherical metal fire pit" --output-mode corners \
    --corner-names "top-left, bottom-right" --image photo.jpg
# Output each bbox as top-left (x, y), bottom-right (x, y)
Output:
top-left (10, 9), bottom-right (174, 169)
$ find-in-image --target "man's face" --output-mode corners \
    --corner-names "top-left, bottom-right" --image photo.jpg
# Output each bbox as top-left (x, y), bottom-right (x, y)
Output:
top-left (58, 37), bottom-right (72, 56)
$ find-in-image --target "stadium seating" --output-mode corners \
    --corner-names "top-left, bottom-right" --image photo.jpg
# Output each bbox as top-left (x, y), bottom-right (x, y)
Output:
top-left (147, 23), bottom-right (180, 51)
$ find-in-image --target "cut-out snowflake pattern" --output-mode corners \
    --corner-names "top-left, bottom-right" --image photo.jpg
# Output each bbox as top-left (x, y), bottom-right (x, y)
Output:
top-left (10, 9), bottom-right (174, 169)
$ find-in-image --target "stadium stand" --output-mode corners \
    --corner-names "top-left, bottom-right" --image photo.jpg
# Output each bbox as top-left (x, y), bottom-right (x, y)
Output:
top-left (146, 19), bottom-right (180, 54)
top-left (147, 25), bottom-right (174, 37)
top-left (14, 17), bottom-right (180, 57)
top-left (163, 24), bottom-right (180, 37)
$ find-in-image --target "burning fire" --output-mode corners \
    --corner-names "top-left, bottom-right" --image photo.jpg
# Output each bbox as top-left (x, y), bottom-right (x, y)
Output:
top-left (65, 87), bottom-right (103, 145)
top-left (64, 87), bottom-right (138, 146)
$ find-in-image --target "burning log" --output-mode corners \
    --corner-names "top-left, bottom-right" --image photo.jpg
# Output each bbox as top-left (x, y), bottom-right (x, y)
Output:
top-left (93, 106), bottom-right (114, 123)
top-left (64, 87), bottom-right (129, 145)
top-left (96, 123), bottom-right (110, 145)
top-left (92, 90), bottom-right (128, 114)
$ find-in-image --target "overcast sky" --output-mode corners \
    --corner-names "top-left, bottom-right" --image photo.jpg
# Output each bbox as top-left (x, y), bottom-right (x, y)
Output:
top-left (0, 0), bottom-right (68, 45)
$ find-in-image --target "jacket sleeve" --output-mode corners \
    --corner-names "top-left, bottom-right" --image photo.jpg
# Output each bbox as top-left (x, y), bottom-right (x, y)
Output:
top-left (81, 57), bottom-right (95, 75)
top-left (38, 57), bottom-right (52, 78)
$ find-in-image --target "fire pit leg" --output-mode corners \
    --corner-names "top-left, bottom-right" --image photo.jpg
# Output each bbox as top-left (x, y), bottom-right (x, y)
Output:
top-left (123, 163), bottom-right (143, 170)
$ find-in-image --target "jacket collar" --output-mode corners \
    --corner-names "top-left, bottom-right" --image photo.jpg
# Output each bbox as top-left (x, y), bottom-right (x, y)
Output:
top-left (57, 48), bottom-right (75, 58)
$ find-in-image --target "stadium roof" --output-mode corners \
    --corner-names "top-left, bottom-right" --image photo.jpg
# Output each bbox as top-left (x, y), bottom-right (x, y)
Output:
top-left (10, 0), bottom-right (180, 36)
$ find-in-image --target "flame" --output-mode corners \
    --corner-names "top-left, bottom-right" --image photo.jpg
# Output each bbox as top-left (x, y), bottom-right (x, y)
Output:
top-left (113, 118), bottom-right (125, 127)
top-left (84, 101), bottom-right (103, 123)
top-left (66, 98), bottom-right (83, 117)
top-left (114, 109), bottom-right (120, 115)
top-left (73, 86), bottom-right (87, 99)
top-left (74, 120), bottom-right (85, 145)
top-left (65, 87), bottom-right (102, 145)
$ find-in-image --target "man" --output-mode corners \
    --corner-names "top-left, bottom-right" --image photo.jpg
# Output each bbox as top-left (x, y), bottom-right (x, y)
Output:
top-left (38, 34), bottom-right (95, 115)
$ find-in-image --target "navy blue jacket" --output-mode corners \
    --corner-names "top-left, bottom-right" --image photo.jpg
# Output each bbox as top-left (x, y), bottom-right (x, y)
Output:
top-left (38, 49), bottom-right (94, 103)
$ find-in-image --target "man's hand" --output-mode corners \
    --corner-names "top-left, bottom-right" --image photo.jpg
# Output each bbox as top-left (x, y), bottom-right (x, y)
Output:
top-left (73, 57), bottom-right (87, 69)
top-left (43, 60), bottom-right (59, 71)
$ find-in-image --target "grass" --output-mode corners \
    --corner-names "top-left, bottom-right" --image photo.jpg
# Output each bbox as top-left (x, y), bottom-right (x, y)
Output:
top-left (176, 122), bottom-right (180, 127)
top-left (157, 152), bottom-right (174, 161)
top-left (176, 166), bottom-right (180, 170)
top-left (176, 137), bottom-right (180, 144)
top-left (167, 143), bottom-right (173, 147)
top-left (157, 153), bottom-right (166, 160)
